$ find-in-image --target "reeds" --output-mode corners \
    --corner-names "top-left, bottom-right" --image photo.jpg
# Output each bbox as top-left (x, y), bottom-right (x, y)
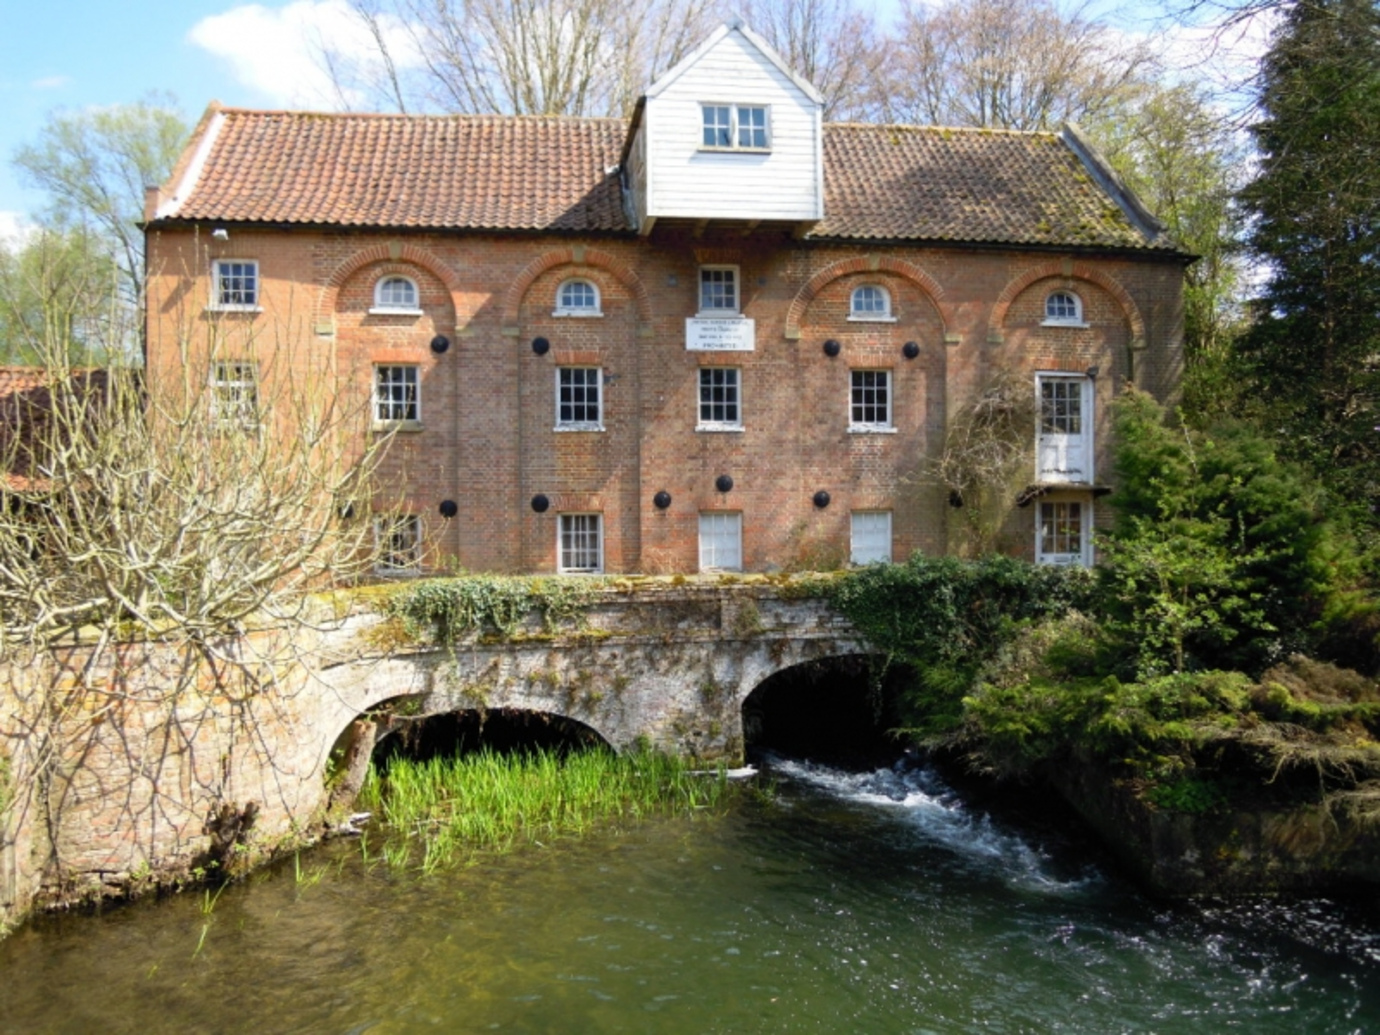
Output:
top-left (357, 749), bottom-right (729, 872)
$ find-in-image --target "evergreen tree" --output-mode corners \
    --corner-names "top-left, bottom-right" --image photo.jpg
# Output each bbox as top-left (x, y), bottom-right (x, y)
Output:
top-left (1237, 0), bottom-right (1380, 509)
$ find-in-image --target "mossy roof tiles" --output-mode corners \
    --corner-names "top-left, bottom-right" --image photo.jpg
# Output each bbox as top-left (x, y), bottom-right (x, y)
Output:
top-left (157, 107), bottom-right (1177, 252)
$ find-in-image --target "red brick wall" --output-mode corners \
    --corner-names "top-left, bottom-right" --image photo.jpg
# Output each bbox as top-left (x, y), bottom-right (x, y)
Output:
top-left (145, 226), bottom-right (1185, 574)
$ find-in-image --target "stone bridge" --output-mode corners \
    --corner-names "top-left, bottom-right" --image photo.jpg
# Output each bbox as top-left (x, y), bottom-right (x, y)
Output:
top-left (316, 578), bottom-right (867, 769)
top-left (1, 578), bottom-right (868, 923)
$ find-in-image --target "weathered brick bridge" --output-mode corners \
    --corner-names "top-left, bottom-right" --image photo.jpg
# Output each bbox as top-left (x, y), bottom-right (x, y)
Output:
top-left (321, 578), bottom-right (866, 763)
top-left (1, 578), bottom-right (869, 924)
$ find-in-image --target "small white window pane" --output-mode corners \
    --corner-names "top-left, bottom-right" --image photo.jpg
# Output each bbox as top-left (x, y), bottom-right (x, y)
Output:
top-left (851, 285), bottom-right (888, 316)
top-left (376, 277), bottom-right (417, 308)
top-left (1040, 378), bottom-right (1083, 435)
top-left (1038, 501), bottom-right (1087, 565)
top-left (215, 261), bottom-right (257, 306)
top-left (700, 268), bottom-right (737, 313)
top-left (699, 512), bottom-right (742, 571)
top-left (698, 368), bottom-right (741, 425)
top-left (210, 361), bottom-right (257, 424)
top-left (376, 514), bottom-right (421, 573)
top-left (850, 370), bottom-right (890, 427)
top-left (375, 365), bottom-right (419, 422)
top-left (559, 514), bottom-right (602, 572)
top-left (702, 105), bottom-right (731, 147)
top-left (851, 511), bottom-right (892, 565)
top-left (1045, 292), bottom-right (1080, 322)
top-left (557, 367), bottom-right (601, 426)
top-left (559, 280), bottom-right (598, 311)
top-left (736, 106), bottom-right (767, 148)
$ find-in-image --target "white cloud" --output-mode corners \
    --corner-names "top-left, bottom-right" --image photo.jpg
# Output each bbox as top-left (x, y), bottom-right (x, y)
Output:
top-left (1156, 6), bottom-right (1279, 93)
top-left (0, 211), bottom-right (35, 250)
top-left (29, 75), bottom-right (71, 91)
top-left (188, 0), bottom-right (422, 110)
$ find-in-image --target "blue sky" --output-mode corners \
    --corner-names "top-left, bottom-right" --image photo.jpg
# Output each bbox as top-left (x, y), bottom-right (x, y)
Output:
top-left (0, 0), bottom-right (399, 228)
top-left (0, 0), bottom-right (1270, 236)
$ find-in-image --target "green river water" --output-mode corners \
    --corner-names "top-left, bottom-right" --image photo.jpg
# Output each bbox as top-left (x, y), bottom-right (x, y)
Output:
top-left (1, 756), bottom-right (1378, 1033)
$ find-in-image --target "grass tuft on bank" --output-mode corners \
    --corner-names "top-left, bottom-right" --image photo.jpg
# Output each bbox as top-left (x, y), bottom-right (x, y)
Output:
top-left (356, 748), bottom-right (732, 872)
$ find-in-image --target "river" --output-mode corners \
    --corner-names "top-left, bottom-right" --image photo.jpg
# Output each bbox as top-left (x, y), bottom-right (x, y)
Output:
top-left (1, 754), bottom-right (1378, 1033)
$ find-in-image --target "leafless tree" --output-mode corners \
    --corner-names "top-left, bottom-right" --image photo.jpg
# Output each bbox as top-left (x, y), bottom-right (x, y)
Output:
top-left (738, 0), bottom-right (888, 120)
top-left (327, 0), bottom-right (720, 116)
top-left (882, 0), bottom-right (1159, 130)
top-left (0, 261), bottom-right (399, 659)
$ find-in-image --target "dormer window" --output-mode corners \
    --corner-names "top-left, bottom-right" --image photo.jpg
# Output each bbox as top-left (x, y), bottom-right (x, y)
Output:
top-left (701, 105), bottom-right (770, 150)
top-left (371, 275), bottom-right (421, 314)
top-left (554, 279), bottom-right (602, 316)
top-left (699, 266), bottom-right (739, 315)
top-left (849, 285), bottom-right (894, 321)
top-left (1043, 291), bottom-right (1086, 327)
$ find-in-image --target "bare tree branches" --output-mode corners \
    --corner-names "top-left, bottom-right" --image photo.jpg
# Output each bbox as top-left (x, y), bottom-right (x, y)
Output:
top-left (328, 0), bottom-right (719, 116)
top-left (738, 0), bottom-right (887, 120)
top-left (884, 0), bottom-right (1158, 130)
top-left (0, 286), bottom-right (396, 657)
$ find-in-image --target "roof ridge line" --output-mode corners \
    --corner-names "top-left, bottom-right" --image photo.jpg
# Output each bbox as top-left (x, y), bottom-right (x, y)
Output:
top-left (215, 107), bottom-right (630, 124)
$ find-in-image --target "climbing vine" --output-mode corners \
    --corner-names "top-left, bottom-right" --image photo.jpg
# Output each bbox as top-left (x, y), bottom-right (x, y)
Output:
top-left (381, 575), bottom-right (596, 643)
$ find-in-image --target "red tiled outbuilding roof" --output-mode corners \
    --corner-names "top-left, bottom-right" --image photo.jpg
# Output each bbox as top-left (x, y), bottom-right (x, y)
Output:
top-left (151, 106), bottom-right (1178, 253)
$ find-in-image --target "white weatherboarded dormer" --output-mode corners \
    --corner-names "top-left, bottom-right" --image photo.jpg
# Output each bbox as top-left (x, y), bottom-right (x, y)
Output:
top-left (620, 21), bottom-right (825, 235)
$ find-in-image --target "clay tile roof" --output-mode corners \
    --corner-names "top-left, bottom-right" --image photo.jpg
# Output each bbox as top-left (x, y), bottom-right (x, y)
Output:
top-left (814, 123), bottom-right (1171, 250)
top-left (156, 108), bottom-right (1175, 251)
top-left (167, 109), bottom-right (630, 232)
top-left (0, 367), bottom-right (51, 402)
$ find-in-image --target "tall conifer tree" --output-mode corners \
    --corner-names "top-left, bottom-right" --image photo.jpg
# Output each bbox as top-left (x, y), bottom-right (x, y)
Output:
top-left (1238, 0), bottom-right (1380, 505)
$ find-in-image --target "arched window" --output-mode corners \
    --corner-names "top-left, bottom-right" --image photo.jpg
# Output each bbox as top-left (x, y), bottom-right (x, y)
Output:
top-left (555, 278), bottom-right (601, 316)
top-left (1043, 290), bottom-right (1084, 325)
top-left (372, 275), bottom-right (420, 312)
top-left (849, 284), bottom-right (892, 320)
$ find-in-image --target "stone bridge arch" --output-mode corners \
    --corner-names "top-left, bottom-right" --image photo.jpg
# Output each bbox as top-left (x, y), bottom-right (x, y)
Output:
top-left (307, 582), bottom-right (865, 778)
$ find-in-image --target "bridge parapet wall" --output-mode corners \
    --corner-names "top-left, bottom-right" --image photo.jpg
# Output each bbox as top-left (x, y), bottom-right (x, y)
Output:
top-left (0, 579), bottom-right (862, 927)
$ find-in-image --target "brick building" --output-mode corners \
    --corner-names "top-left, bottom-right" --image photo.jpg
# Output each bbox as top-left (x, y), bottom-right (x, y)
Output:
top-left (143, 22), bottom-right (1187, 576)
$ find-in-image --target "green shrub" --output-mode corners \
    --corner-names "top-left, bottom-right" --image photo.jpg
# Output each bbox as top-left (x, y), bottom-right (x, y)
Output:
top-left (827, 554), bottom-right (1093, 736)
top-left (381, 575), bottom-right (595, 642)
top-left (1145, 776), bottom-right (1228, 814)
top-left (1101, 388), bottom-right (1363, 676)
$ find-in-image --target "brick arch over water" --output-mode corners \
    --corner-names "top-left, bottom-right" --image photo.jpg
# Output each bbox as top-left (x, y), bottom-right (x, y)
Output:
top-left (309, 589), bottom-right (865, 778)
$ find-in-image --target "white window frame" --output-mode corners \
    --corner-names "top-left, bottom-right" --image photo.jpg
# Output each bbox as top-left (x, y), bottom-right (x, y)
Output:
top-left (1042, 290), bottom-right (1087, 327)
top-left (553, 278), bottom-right (602, 317)
top-left (698, 265), bottom-right (741, 317)
top-left (697, 367), bottom-right (743, 431)
top-left (373, 364), bottom-right (420, 426)
top-left (848, 369), bottom-right (895, 432)
top-left (700, 104), bottom-right (771, 151)
top-left (375, 514), bottom-right (422, 575)
top-left (558, 513), bottom-right (603, 573)
top-left (555, 366), bottom-right (603, 431)
top-left (848, 285), bottom-right (895, 322)
top-left (1036, 498), bottom-right (1092, 567)
top-left (209, 361), bottom-right (259, 428)
top-left (850, 511), bottom-right (893, 565)
top-left (370, 275), bottom-right (422, 315)
top-left (209, 260), bottom-right (260, 311)
top-left (698, 511), bottom-right (743, 572)
top-left (1036, 373), bottom-right (1094, 484)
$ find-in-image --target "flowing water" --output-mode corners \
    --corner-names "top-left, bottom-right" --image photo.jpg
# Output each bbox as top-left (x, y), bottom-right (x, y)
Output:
top-left (2, 755), bottom-right (1379, 1033)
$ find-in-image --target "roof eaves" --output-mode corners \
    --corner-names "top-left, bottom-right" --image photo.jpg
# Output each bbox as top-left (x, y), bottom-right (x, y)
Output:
top-left (1059, 122), bottom-right (1176, 250)
top-left (645, 23), bottom-right (733, 98)
top-left (154, 104), bottom-right (227, 221)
